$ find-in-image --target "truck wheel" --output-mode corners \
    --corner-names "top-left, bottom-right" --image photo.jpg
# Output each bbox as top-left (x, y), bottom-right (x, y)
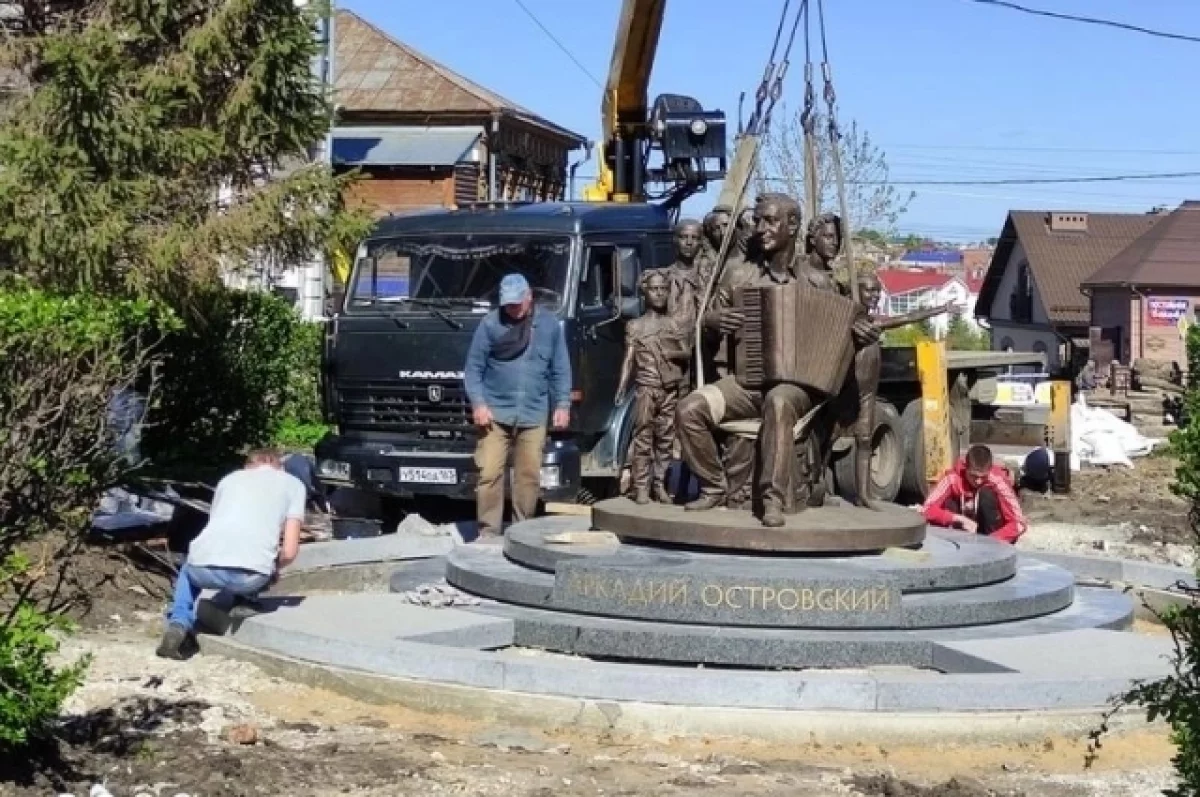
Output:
top-left (899, 396), bottom-right (963, 503)
top-left (834, 400), bottom-right (903, 504)
top-left (899, 399), bottom-right (927, 502)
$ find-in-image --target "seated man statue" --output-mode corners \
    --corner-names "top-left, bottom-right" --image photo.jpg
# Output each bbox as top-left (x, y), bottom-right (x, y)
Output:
top-left (675, 193), bottom-right (875, 528)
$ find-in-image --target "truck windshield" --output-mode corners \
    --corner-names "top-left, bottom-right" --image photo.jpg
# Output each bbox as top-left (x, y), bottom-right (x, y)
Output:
top-left (348, 235), bottom-right (571, 311)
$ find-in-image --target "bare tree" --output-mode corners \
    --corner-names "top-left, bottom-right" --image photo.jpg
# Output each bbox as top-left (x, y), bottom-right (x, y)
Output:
top-left (755, 106), bottom-right (914, 236)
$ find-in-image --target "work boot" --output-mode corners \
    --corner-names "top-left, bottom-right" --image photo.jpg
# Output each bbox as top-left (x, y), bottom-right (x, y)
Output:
top-left (633, 488), bottom-right (651, 505)
top-left (155, 623), bottom-right (190, 661)
top-left (685, 492), bottom-right (725, 511)
top-left (761, 502), bottom-right (786, 528)
top-left (229, 595), bottom-right (265, 622)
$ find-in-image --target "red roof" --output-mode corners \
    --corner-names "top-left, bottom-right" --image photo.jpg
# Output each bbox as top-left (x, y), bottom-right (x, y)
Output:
top-left (876, 269), bottom-right (954, 296)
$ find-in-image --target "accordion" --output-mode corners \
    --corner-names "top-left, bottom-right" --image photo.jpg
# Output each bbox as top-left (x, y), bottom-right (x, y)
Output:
top-left (733, 282), bottom-right (859, 396)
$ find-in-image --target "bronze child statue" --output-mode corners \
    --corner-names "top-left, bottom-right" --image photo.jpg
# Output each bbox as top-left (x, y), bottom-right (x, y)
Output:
top-left (842, 271), bottom-right (954, 507)
top-left (616, 271), bottom-right (691, 504)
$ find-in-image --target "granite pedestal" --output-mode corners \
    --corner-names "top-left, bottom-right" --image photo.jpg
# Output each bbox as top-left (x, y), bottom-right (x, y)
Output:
top-left (424, 514), bottom-right (1127, 667)
top-left (592, 497), bottom-right (927, 553)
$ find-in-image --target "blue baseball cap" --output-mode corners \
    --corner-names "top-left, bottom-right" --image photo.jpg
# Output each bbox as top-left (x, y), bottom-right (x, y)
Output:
top-left (499, 273), bottom-right (530, 305)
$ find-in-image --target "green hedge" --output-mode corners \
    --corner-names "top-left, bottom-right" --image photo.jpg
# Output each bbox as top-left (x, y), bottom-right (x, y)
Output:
top-left (0, 288), bottom-right (166, 750)
top-left (143, 287), bottom-right (326, 477)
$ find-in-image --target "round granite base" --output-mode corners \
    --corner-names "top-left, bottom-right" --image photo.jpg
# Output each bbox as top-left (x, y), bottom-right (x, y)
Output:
top-left (592, 497), bottom-right (926, 553)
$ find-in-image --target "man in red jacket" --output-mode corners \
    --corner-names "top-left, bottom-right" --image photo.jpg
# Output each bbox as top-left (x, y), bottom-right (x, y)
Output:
top-left (923, 444), bottom-right (1027, 544)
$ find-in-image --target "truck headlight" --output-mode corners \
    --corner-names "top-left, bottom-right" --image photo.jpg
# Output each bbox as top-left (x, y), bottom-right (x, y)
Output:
top-left (318, 459), bottom-right (351, 481)
top-left (539, 465), bottom-right (561, 489)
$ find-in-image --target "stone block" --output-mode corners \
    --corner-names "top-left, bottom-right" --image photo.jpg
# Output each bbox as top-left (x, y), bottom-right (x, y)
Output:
top-left (554, 559), bottom-right (903, 628)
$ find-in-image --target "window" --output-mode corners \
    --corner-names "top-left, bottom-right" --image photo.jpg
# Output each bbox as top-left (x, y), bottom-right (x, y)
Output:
top-left (347, 235), bottom-right (571, 311)
top-left (1010, 261), bottom-right (1033, 322)
top-left (580, 244), bottom-right (640, 310)
top-left (888, 291), bottom-right (936, 317)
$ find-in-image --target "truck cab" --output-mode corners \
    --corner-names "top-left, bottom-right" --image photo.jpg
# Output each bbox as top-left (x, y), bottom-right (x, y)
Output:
top-left (315, 202), bottom-right (676, 511)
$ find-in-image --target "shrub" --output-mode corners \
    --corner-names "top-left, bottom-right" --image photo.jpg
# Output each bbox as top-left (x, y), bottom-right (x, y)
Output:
top-left (272, 318), bottom-right (329, 451)
top-left (0, 287), bottom-right (165, 750)
top-left (1090, 325), bottom-right (1200, 795)
top-left (0, 555), bottom-right (91, 751)
top-left (144, 287), bottom-right (326, 474)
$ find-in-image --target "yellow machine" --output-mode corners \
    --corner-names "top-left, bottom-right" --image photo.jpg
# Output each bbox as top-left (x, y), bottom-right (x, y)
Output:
top-left (581, 0), bottom-right (727, 205)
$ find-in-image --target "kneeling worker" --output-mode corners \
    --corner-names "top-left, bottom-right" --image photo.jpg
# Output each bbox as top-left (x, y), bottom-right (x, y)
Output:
top-left (922, 444), bottom-right (1027, 544)
top-left (156, 449), bottom-right (306, 659)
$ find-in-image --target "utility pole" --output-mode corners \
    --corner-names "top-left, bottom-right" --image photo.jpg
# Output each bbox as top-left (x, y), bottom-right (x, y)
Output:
top-left (296, 0), bottom-right (335, 321)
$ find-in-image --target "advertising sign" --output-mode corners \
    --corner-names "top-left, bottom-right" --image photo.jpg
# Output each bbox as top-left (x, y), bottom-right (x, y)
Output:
top-left (1147, 297), bottom-right (1190, 326)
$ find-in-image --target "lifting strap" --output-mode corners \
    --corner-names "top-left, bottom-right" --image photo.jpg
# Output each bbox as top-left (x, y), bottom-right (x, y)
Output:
top-left (816, 0), bottom-right (860, 307)
top-left (694, 0), bottom-right (806, 389)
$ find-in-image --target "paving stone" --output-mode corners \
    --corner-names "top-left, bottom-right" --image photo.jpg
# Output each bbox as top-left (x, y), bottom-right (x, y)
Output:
top-left (293, 532), bottom-right (453, 571)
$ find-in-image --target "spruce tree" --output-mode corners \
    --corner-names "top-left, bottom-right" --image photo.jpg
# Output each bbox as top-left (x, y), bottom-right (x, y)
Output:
top-left (0, 0), bottom-right (367, 304)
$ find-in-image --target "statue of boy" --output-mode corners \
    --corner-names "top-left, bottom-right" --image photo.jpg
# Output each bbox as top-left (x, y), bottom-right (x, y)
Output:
top-left (840, 271), bottom-right (954, 506)
top-left (615, 271), bottom-right (691, 504)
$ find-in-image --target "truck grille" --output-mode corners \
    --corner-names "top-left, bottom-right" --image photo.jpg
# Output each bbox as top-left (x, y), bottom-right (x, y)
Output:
top-left (338, 381), bottom-right (472, 434)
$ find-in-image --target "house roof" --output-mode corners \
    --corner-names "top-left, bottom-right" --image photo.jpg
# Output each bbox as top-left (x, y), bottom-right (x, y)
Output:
top-left (1083, 201), bottom-right (1200, 289)
top-left (975, 210), bottom-right (1164, 325)
top-left (877, 268), bottom-right (955, 296)
top-left (334, 9), bottom-right (586, 146)
top-left (332, 126), bottom-right (483, 167)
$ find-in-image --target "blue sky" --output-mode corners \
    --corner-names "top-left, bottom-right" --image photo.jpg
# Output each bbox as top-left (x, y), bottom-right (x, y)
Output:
top-left (340, 0), bottom-right (1200, 242)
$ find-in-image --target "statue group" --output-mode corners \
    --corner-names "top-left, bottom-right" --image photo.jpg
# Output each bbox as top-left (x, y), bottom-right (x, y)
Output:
top-left (617, 193), bottom-right (951, 527)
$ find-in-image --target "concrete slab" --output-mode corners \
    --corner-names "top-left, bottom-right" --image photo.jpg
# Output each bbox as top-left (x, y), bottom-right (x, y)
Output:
top-left (201, 591), bottom-right (1168, 712)
top-left (293, 531), bottom-right (453, 571)
top-left (936, 628), bottom-right (1173, 679)
top-left (217, 594), bottom-right (513, 649)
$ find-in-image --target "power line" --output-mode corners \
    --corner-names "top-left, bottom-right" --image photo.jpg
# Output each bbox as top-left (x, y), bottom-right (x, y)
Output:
top-left (511, 0), bottom-right (603, 88)
top-left (759, 170), bottom-right (1200, 186)
top-left (967, 0), bottom-right (1200, 44)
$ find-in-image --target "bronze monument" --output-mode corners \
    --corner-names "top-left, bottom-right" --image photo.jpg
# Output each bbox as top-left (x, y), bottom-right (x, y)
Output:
top-left (838, 271), bottom-right (954, 507)
top-left (676, 193), bottom-right (874, 527)
top-left (662, 219), bottom-right (707, 329)
top-left (616, 271), bottom-right (690, 505)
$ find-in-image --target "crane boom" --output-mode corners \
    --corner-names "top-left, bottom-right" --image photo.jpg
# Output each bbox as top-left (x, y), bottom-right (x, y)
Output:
top-left (583, 0), bottom-right (725, 205)
top-left (584, 0), bottom-right (666, 203)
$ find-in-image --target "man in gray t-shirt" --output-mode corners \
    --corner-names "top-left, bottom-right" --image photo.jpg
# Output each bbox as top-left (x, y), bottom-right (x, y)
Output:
top-left (157, 449), bottom-right (307, 660)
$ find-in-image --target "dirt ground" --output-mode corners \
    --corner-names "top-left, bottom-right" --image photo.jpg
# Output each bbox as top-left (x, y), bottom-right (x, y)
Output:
top-left (0, 629), bottom-right (1179, 797)
top-left (3, 460), bottom-right (1194, 797)
top-left (1017, 454), bottom-right (1197, 568)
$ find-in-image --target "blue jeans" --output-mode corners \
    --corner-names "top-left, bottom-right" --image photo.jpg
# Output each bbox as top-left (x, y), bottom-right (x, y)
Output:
top-left (167, 562), bottom-right (271, 631)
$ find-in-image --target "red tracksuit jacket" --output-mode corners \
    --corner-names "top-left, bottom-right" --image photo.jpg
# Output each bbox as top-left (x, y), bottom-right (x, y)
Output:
top-left (921, 460), bottom-right (1027, 544)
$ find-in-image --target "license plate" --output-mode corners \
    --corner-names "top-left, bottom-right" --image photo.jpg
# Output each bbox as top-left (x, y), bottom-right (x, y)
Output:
top-left (398, 467), bottom-right (457, 485)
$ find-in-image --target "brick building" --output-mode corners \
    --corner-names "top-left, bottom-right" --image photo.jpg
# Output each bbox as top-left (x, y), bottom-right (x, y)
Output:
top-left (975, 210), bottom-right (1162, 368)
top-left (333, 10), bottom-right (587, 216)
top-left (1083, 201), bottom-right (1200, 369)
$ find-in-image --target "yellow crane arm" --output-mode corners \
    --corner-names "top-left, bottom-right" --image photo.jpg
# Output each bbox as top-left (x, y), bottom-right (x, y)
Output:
top-left (582, 0), bottom-right (667, 203)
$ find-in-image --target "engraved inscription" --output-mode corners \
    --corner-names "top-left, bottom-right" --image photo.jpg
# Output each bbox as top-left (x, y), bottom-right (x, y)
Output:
top-left (562, 573), bottom-right (891, 614)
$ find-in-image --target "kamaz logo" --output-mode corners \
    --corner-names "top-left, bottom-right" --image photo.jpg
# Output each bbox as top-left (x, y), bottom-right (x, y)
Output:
top-left (398, 370), bottom-right (465, 380)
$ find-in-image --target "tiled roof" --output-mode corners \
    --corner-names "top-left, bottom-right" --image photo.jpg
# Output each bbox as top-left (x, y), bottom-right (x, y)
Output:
top-left (334, 9), bottom-right (585, 145)
top-left (976, 210), bottom-right (1164, 325)
top-left (877, 268), bottom-right (954, 296)
top-left (1084, 201), bottom-right (1200, 289)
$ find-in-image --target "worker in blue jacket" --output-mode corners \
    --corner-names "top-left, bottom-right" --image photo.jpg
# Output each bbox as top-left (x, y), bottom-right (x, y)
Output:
top-left (464, 274), bottom-right (571, 538)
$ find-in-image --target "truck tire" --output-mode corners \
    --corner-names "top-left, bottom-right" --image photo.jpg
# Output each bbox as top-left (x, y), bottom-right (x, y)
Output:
top-left (834, 399), bottom-right (903, 504)
top-left (898, 396), bottom-right (963, 502)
